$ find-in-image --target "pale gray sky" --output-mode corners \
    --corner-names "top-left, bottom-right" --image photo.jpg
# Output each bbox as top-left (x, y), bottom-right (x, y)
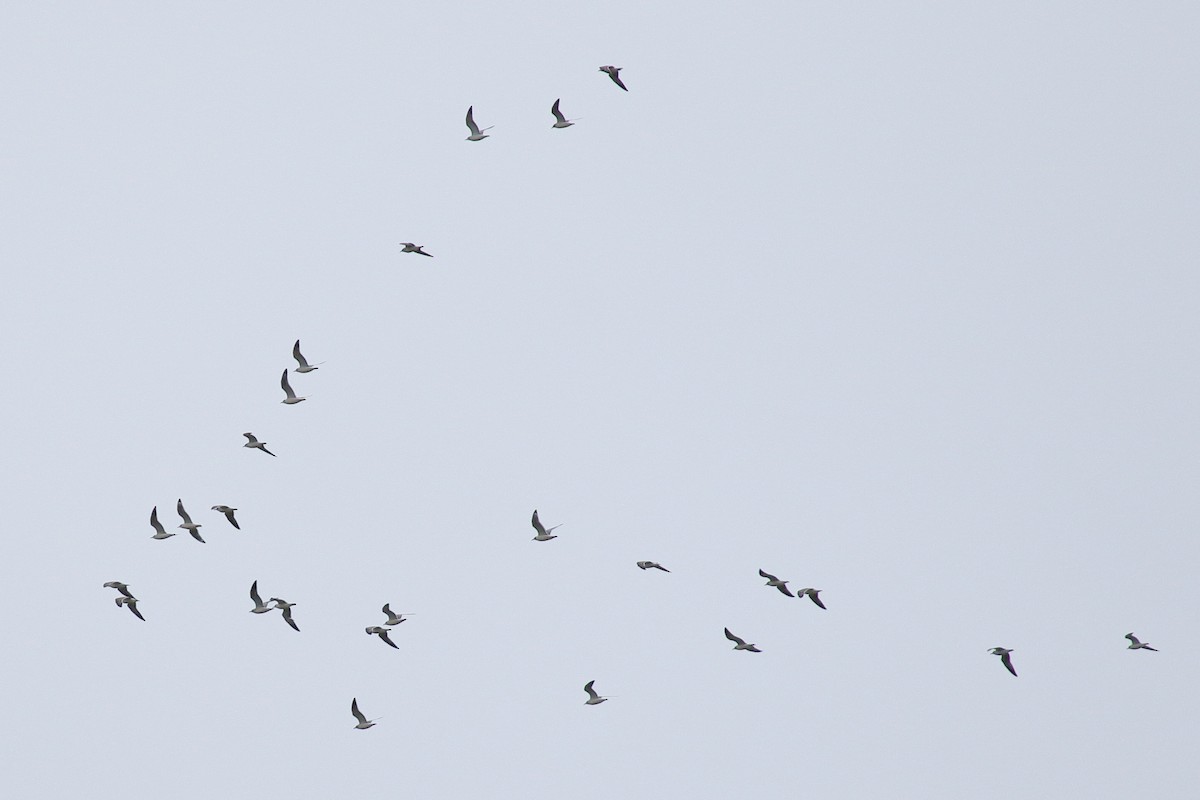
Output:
top-left (2, 2), bottom-right (1198, 798)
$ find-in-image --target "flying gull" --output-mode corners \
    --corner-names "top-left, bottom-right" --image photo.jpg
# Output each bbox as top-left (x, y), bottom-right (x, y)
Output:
top-left (366, 626), bottom-right (399, 649)
top-left (149, 506), bottom-right (174, 540)
top-left (637, 561), bottom-right (670, 572)
top-left (465, 106), bottom-right (492, 141)
top-left (758, 569), bottom-right (795, 597)
top-left (598, 65), bottom-right (628, 91)
top-left (292, 339), bottom-right (321, 373)
top-left (249, 580), bottom-right (274, 614)
top-left (176, 499), bottom-right (204, 543)
top-left (531, 509), bottom-right (562, 541)
top-left (399, 242), bottom-right (433, 257)
top-left (550, 98), bottom-right (577, 128)
top-left (103, 581), bottom-right (135, 599)
top-left (1125, 633), bottom-right (1158, 651)
top-left (115, 595), bottom-right (145, 621)
top-left (583, 680), bottom-right (608, 705)
top-left (799, 588), bottom-right (827, 609)
top-left (212, 505), bottom-right (240, 530)
top-left (381, 604), bottom-right (409, 626)
top-left (988, 647), bottom-right (1018, 676)
top-left (724, 627), bottom-right (762, 652)
top-left (280, 369), bottom-right (306, 405)
top-left (351, 698), bottom-right (378, 730)
top-left (243, 432), bottom-right (276, 457)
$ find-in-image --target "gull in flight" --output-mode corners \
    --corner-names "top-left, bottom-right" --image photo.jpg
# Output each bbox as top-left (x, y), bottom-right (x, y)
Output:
top-left (599, 65), bottom-right (628, 91)
top-left (550, 98), bottom-right (577, 128)
top-left (381, 604), bottom-right (409, 626)
top-left (176, 499), bottom-right (204, 543)
top-left (243, 432), bottom-right (276, 457)
top-left (637, 561), bottom-right (670, 572)
top-left (271, 598), bottom-right (300, 631)
top-left (583, 680), bottom-right (608, 705)
top-left (758, 569), bottom-right (795, 597)
top-left (350, 700), bottom-right (376, 734)
top-left (799, 588), bottom-right (827, 609)
top-left (115, 595), bottom-right (145, 621)
top-left (280, 370), bottom-right (306, 405)
top-left (465, 106), bottom-right (492, 141)
top-left (292, 339), bottom-right (321, 373)
top-left (724, 627), bottom-right (762, 652)
top-left (1125, 633), bottom-right (1158, 651)
top-left (104, 581), bottom-right (135, 599)
top-left (399, 242), bottom-right (433, 257)
top-left (988, 647), bottom-right (1018, 676)
top-left (366, 625), bottom-right (399, 649)
top-left (211, 505), bottom-right (240, 530)
top-left (149, 506), bottom-right (174, 540)
top-left (531, 509), bottom-right (562, 541)
top-left (249, 580), bottom-right (275, 614)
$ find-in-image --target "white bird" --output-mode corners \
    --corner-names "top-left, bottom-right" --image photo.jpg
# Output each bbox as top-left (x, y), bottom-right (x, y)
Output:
top-left (583, 680), bottom-right (608, 705)
top-left (758, 569), bottom-right (795, 597)
top-left (724, 627), bottom-right (762, 652)
top-left (351, 697), bottom-right (378, 730)
top-left (176, 499), bottom-right (204, 543)
top-left (531, 509), bottom-right (562, 541)
top-left (292, 339), bottom-right (321, 373)
top-left (599, 65), bottom-right (628, 91)
top-left (249, 580), bottom-right (274, 614)
top-left (243, 432), bottom-right (276, 457)
top-left (637, 561), bottom-right (670, 572)
top-left (399, 242), bottom-right (433, 257)
top-left (988, 647), bottom-right (1018, 676)
top-left (465, 106), bottom-right (492, 141)
top-left (366, 625), bottom-right (399, 649)
top-left (271, 598), bottom-right (300, 631)
top-left (799, 588), bottom-right (827, 609)
top-left (280, 369), bottom-right (306, 404)
top-left (149, 507), bottom-right (174, 540)
top-left (115, 595), bottom-right (145, 621)
top-left (381, 604), bottom-right (409, 626)
top-left (1125, 633), bottom-right (1158, 652)
top-left (550, 98), bottom-right (577, 128)
top-left (103, 581), bottom-right (135, 599)
top-left (211, 505), bottom-right (240, 530)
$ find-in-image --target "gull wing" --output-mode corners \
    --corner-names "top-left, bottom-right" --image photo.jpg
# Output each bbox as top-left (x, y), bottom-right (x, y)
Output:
top-left (176, 499), bottom-right (193, 524)
top-left (243, 432), bottom-right (259, 444)
top-left (250, 580), bottom-right (265, 607)
top-left (282, 607), bottom-right (300, 632)
top-left (531, 509), bottom-right (547, 536)
top-left (583, 680), bottom-right (600, 700)
top-left (551, 98), bottom-right (567, 124)
top-left (724, 627), bottom-right (746, 647)
top-left (292, 340), bottom-right (310, 369)
top-left (126, 599), bottom-right (145, 621)
top-left (378, 630), bottom-right (399, 649)
top-left (758, 569), bottom-right (778, 582)
top-left (150, 506), bottom-right (166, 536)
top-left (351, 698), bottom-right (368, 724)
top-left (465, 106), bottom-right (481, 135)
top-left (281, 369), bottom-right (297, 400)
top-left (1001, 652), bottom-right (1018, 676)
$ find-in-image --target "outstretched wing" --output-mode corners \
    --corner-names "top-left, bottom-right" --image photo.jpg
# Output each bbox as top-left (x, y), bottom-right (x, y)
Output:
top-left (1001, 652), bottom-right (1018, 676)
top-left (351, 698), bottom-right (367, 724)
top-left (724, 627), bottom-right (746, 646)
top-left (465, 106), bottom-right (481, 135)
top-left (292, 340), bottom-right (309, 369)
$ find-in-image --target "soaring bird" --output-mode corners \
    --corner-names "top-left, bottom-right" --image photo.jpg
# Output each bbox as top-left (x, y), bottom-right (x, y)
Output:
top-left (583, 680), bottom-right (608, 705)
top-left (531, 509), bottom-right (562, 541)
top-left (115, 595), bottom-right (145, 621)
top-left (176, 499), bottom-right (204, 543)
top-left (988, 647), bottom-right (1018, 676)
top-left (799, 588), bottom-right (827, 609)
top-left (758, 569), bottom-right (794, 597)
top-left (249, 581), bottom-right (274, 614)
top-left (599, 65), bottom-right (628, 91)
top-left (399, 242), bottom-right (433, 257)
top-left (1125, 633), bottom-right (1158, 651)
top-left (381, 604), bottom-right (409, 626)
top-left (550, 98), bottom-right (576, 128)
top-left (211, 505), bottom-right (240, 530)
top-left (292, 340), bottom-right (320, 373)
top-left (242, 432), bottom-right (276, 457)
top-left (280, 369), bottom-right (306, 405)
top-left (351, 698), bottom-right (378, 730)
top-left (724, 627), bottom-right (762, 652)
top-left (271, 598), bottom-right (300, 632)
top-left (366, 626), bottom-right (399, 649)
top-left (103, 581), bottom-right (135, 599)
top-left (465, 106), bottom-right (492, 141)
top-left (637, 561), bottom-right (670, 572)
top-left (149, 506), bottom-right (174, 539)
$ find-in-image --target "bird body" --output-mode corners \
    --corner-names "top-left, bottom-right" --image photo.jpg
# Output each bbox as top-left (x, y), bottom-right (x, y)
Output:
top-left (531, 509), bottom-right (561, 541)
top-left (550, 98), bottom-right (576, 128)
top-left (176, 499), bottom-right (204, 543)
top-left (637, 561), bottom-right (670, 572)
top-left (212, 505), bottom-right (240, 530)
top-left (599, 65), bottom-right (628, 91)
top-left (381, 604), bottom-right (408, 626)
top-left (103, 581), bottom-right (135, 599)
top-left (1125, 633), bottom-right (1158, 651)
top-left (399, 242), bottom-right (433, 257)
top-left (758, 569), bottom-right (795, 597)
top-left (724, 627), bottom-right (762, 652)
top-left (249, 581), bottom-right (274, 614)
top-left (280, 369), bottom-right (306, 404)
top-left (465, 106), bottom-right (492, 141)
top-left (149, 506), bottom-right (174, 539)
top-left (989, 647), bottom-right (1018, 676)
top-left (243, 432), bottom-right (276, 457)
top-left (351, 698), bottom-right (377, 729)
top-left (292, 339), bottom-right (320, 373)
top-left (366, 626), bottom-right (399, 649)
top-left (583, 680), bottom-right (608, 705)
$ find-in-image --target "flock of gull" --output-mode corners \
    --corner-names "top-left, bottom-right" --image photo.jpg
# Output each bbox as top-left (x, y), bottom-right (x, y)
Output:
top-left (103, 64), bottom-right (1161, 731)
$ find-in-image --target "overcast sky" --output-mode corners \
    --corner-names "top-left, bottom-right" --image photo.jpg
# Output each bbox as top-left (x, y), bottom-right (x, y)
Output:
top-left (2, 2), bottom-right (1198, 798)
